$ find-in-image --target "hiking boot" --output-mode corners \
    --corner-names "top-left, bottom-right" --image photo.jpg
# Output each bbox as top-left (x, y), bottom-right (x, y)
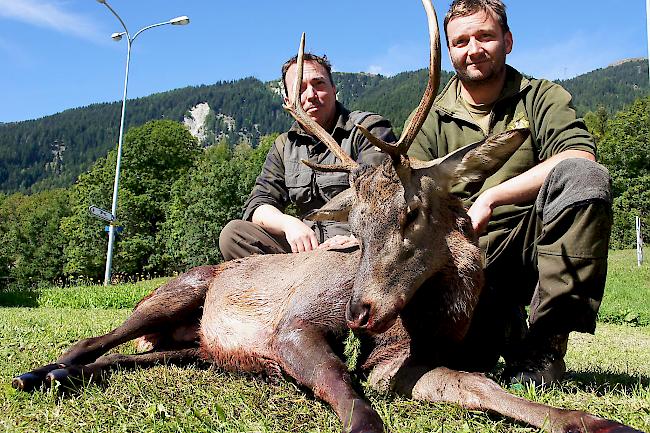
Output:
top-left (505, 332), bottom-right (569, 387)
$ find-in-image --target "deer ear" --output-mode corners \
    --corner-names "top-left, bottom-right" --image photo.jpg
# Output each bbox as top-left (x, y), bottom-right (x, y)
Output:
top-left (437, 128), bottom-right (530, 185)
top-left (303, 188), bottom-right (355, 222)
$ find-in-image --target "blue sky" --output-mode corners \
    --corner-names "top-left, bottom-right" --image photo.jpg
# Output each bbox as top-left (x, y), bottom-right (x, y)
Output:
top-left (1, 0), bottom-right (648, 123)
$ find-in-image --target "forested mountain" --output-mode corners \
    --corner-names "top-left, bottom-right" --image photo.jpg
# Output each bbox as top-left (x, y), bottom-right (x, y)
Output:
top-left (0, 78), bottom-right (288, 193)
top-left (345, 69), bottom-right (455, 135)
top-left (1, 58), bottom-right (648, 194)
top-left (558, 58), bottom-right (649, 116)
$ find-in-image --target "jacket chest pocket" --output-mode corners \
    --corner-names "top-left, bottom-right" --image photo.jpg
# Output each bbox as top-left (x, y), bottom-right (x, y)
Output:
top-left (315, 172), bottom-right (350, 201)
top-left (285, 162), bottom-right (314, 206)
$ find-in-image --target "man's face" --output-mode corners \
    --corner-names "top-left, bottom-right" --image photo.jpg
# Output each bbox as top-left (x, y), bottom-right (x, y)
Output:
top-left (284, 60), bottom-right (337, 130)
top-left (446, 9), bottom-right (512, 84)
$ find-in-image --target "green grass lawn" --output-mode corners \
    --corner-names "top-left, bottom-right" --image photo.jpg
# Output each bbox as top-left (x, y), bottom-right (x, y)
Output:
top-left (599, 250), bottom-right (650, 326)
top-left (0, 250), bottom-right (648, 432)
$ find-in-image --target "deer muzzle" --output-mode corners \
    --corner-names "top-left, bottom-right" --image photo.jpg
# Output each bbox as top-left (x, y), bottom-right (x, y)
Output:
top-left (345, 299), bottom-right (371, 330)
top-left (346, 297), bottom-right (401, 334)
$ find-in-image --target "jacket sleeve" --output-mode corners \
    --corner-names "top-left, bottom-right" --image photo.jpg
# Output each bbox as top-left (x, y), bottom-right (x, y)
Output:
top-left (242, 135), bottom-right (290, 221)
top-left (529, 80), bottom-right (596, 160)
top-left (353, 114), bottom-right (397, 166)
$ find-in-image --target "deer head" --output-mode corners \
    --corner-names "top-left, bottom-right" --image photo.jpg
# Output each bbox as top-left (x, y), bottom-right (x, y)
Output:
top-left (285, 0), bottom-right (530, 334)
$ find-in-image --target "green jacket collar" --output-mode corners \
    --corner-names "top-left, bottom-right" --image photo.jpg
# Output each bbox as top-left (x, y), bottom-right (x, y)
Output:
top-left (434, 65), bottom-right (531, 119)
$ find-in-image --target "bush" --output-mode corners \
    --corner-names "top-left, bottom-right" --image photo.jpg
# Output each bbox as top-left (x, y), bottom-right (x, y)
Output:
top-left (158, 136), bottom-right (274, 272)
top-left (597, 96), bottom-right (650, 248)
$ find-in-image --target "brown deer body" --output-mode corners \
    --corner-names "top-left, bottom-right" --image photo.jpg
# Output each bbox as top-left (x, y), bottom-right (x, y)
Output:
top-left (13, 1), bottom-right (643, 432)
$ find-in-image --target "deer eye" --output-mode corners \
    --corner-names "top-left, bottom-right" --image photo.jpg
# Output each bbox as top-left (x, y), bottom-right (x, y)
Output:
top-left (404, 207), bottom-right (419, 227)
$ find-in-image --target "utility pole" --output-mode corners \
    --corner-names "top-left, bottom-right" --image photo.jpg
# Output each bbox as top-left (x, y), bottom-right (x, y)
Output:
top-left (638, 217), bottom-right (645, 267)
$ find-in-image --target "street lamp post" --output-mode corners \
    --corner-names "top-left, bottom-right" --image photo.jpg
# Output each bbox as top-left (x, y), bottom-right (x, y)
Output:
top-left (96, 0), bottom-right (189, 285)
top-left (646, 0), bottom-right (650, 84)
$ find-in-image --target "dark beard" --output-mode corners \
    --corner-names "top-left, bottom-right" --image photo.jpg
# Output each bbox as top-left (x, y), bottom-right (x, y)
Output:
top-left (455, 61), bottom-right (505, 85)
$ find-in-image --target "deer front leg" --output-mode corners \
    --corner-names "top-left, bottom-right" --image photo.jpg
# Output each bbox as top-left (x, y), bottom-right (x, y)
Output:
top-left (398, 366), bottom-right (643, 433)
top-left (44, 348), bottom-right (204, 389)
top-left (12, 266), bottom-right (214, 391)
top-left (275, 323), bottom-right (384, 433)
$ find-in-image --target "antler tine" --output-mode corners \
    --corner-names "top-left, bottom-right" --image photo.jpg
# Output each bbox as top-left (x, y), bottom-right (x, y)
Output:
top-left (356, 0), bottom-right (440, 157)
top-left (301, 159), bottom-right (353, 173)
top-left (283, 33), bottom-right (359, 172)
top-left (399, 0), bottom-right (441, 150)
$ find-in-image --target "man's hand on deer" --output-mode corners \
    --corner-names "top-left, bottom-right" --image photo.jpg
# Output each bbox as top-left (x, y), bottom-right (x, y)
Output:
top-left (281, 214), bottom-right (319, 253)
top-left (467, 192), bottom-right (494, 234)
top-left (319, 234), bottom-right (359, 250)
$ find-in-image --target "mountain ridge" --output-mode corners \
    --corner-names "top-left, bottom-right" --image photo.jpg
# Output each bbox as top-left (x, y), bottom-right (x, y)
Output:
top-left (1, 59), bottom-right (648, 194)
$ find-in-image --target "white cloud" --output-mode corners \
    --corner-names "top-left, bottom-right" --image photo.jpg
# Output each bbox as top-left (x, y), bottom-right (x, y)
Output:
top-left (362, 42), bottom-right (430, 77)
top-left (0, 0), bottom-right (101, 41)
top-left (367, 65), bottom-right (385, 75)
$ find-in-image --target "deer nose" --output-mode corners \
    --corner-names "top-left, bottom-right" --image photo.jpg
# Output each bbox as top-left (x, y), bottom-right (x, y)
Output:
top-left (346, 300), bottom-right (371, 330)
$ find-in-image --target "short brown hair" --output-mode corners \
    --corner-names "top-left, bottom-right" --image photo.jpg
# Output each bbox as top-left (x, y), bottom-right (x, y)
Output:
top-left (281, 53), bottom-right (334, 96)
top-left (444, 0), bottom-right (509, 44)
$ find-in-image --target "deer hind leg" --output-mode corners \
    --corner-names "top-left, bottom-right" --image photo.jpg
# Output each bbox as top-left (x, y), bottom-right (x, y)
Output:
top-left (12, 265), bottom-right (216, 392)
top-left (44, 348), bottom-right (205, 389)
top-left (400, 366), bottom-right (643, 433)
top-left (275, 323), bottom-right (384, 433)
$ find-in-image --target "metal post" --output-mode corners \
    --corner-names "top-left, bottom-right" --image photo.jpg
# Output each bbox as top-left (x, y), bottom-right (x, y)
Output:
top-left (637, 216), bottom-right (644, 267)
top-left (104, 39), bottom-right (131, 286)
top-left (97, 1), bottom-right (189, 285)
top-left (647, 0), bottom-right (650, 84)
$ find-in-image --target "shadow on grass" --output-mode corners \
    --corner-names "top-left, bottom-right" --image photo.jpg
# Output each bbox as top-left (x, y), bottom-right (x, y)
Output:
top-left (566, 370), bottom-right (650, 395)
top-left (489, 361), bottom-right (648, 396)
top-left (0, 289), bottom-right (39, 307)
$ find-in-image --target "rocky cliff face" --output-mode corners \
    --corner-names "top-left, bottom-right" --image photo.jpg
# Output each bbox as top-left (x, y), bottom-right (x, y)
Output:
top-left (183, 102), bottom-right (211, 143)
top-left (183, 102), bottom-right (264, 147)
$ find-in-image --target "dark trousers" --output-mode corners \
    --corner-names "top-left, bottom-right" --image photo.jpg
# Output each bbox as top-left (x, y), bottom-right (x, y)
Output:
top-left (219, 220), bottom-right (292, 260)
top-left (458, 158), bottom-right (613, 368)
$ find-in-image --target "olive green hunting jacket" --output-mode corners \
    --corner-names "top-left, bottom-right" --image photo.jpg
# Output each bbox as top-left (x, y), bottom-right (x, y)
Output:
top-left (243, 102), bottom-right (396, 241)
top-left (408, 65), bottom-right (596, 232)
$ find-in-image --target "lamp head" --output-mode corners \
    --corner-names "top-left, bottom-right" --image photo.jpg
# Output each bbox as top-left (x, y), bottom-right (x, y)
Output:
top-left (111, 32), bottom-right (125, 41)
top-left (96, 0), bottom-right (106, 3)
top-left (170, 16), bottom-right (190, 25)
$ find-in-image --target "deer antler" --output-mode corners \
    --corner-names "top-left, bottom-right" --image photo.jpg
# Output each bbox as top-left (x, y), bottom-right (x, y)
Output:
top-left (356, 0), bottom-right (440, 158)
top-left (283, 33), bottom-right (360, 173)
top-left (284, 0), bottom-right (439, 170)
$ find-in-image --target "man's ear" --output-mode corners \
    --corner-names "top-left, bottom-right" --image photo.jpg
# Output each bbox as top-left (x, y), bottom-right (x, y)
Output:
top-left (282, 77), bottom-right (292, 105)
top-left (504, 31), bottom-right (513, 54)
top-left (303, 188), bottom-right (355, 222)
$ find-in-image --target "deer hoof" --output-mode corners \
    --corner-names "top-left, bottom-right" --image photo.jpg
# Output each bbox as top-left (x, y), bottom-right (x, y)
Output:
top-left (347, 427), bottom-right (384, 433)
top-left (46, 365), bottom-right (99, 389)
top-left (45, 368), bottom-right (72, 387)
top-left (12, 373), bottom-right (42, 392)
top-left (583, 422), bottom-right (646, 433)
top-left (12, 363), bottom-right (66, 391)
top-left (563, 414), bottom-right (645, 433)
top-left (345, 401), bottom-right (384, 433)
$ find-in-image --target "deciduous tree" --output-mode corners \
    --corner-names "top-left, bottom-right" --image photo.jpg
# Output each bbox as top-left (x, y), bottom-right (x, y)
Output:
top-left (158, 136), bottom-right (274, 272)
top-left (63, 120), bottom-right (200, 279)
top-left (0, 189), bottom-right (70, 289)
top-left (598, 96), bottom-right (650, 248)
